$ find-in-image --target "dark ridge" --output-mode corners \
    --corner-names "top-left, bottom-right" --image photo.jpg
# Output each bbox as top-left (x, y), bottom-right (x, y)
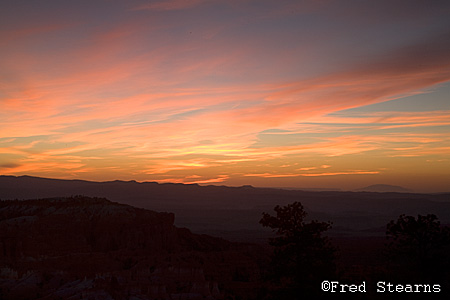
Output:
top-left (1, 175), bottom-right (449, 242)
top-left (0, 196), bottom-right (266, 299)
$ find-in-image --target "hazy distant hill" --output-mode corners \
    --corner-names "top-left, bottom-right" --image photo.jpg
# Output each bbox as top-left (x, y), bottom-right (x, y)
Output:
top-left (1, 175), bottom-right (449, 241)
top-left (272, 187), bottom-right (342, 191)
top-left (355, 184), bottom-right (412, 193)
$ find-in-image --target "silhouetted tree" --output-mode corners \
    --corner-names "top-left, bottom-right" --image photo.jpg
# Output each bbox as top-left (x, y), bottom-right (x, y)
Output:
top-left (386, 214), bottom-right (450, 279)
top-left (260, 202), bottom-right (336, 299)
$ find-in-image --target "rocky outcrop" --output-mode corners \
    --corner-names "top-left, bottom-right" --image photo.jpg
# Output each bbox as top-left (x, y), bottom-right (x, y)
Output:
top-left (0, 196), bottom-right (178, 259)
top-left (0, 196), bottom-right (265, 299)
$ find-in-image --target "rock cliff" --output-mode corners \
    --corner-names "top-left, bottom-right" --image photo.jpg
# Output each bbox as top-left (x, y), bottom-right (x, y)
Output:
top-left (0, 196), bottom-right (265, 300)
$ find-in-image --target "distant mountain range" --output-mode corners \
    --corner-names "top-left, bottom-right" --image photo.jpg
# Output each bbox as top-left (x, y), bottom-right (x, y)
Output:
top-left (354, 184), bottom-right (412, 193)
top-left (273, 187), bottom-right (342, 192)
top-left (1, 175), bottom-right (449, 241)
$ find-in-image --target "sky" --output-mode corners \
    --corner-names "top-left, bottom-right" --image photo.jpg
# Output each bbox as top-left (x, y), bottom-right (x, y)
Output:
top-left (1, 0), bottom-right (450, 192)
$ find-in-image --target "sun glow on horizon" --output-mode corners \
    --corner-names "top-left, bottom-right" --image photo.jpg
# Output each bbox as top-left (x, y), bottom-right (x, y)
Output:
top-left (1, 0), bottom-right (450, 193)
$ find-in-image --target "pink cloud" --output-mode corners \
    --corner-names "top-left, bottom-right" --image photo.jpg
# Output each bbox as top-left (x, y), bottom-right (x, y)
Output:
top-left (1, 4), bottom-right (450, 189)
top-left (0, 22), bottom-right (73, 45)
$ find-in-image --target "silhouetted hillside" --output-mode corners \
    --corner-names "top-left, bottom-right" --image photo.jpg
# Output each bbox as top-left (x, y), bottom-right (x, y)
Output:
top-left (0, 196), bottom-right (231, 256)
top-left (0, 196), bottom-right (266, 299)
top-left (1, 175), bottom-right (450, 241)
top-left (1, 180), bottom-right (450, 299)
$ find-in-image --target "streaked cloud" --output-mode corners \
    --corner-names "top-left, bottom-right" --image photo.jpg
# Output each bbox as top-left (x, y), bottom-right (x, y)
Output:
top-left (1, 0), bottom-right (450, 192)
top-left (132, 0), bottom-right (214, 11)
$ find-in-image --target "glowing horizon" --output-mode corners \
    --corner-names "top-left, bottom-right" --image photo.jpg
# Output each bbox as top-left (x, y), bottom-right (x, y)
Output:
top-left (1, 0), bottom-right (450, 192)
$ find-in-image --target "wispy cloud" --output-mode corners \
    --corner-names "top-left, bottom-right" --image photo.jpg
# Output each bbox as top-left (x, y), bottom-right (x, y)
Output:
top-left (153, 174), bottom-right (229, 184)
top-left (299, 171), bottom-right (379, 177)
top-left (243, 170), bottom-right (379, 178)
top-left (132, 0), bottom-right (214, 11)
top-left (1, 0), bottom-right (449, 191)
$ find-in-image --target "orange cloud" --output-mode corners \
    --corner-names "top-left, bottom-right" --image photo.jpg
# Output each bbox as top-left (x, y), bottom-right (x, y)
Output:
top-left (153, 175), bottom-right (229, 184)
top-left (244, 173), bottom-right (301, 178)
top-left (299, 171), bottom-right (379, 177)
top-left (1, 2), bottom-right (450, 191)
top-left (243, 170), bottom-right (379, 178)
top-left (297, 167), bottom-right (317, 171)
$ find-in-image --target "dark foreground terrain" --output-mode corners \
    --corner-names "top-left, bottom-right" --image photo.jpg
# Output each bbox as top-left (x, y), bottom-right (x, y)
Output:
top-left (1, 175), bottom-right (450, 242)
top-left (0, 197), bottom-right (449, 299)
top-left (1, 176), bottom-right (450, 299)
top-left (0, 196), bottom-right (267, 299)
